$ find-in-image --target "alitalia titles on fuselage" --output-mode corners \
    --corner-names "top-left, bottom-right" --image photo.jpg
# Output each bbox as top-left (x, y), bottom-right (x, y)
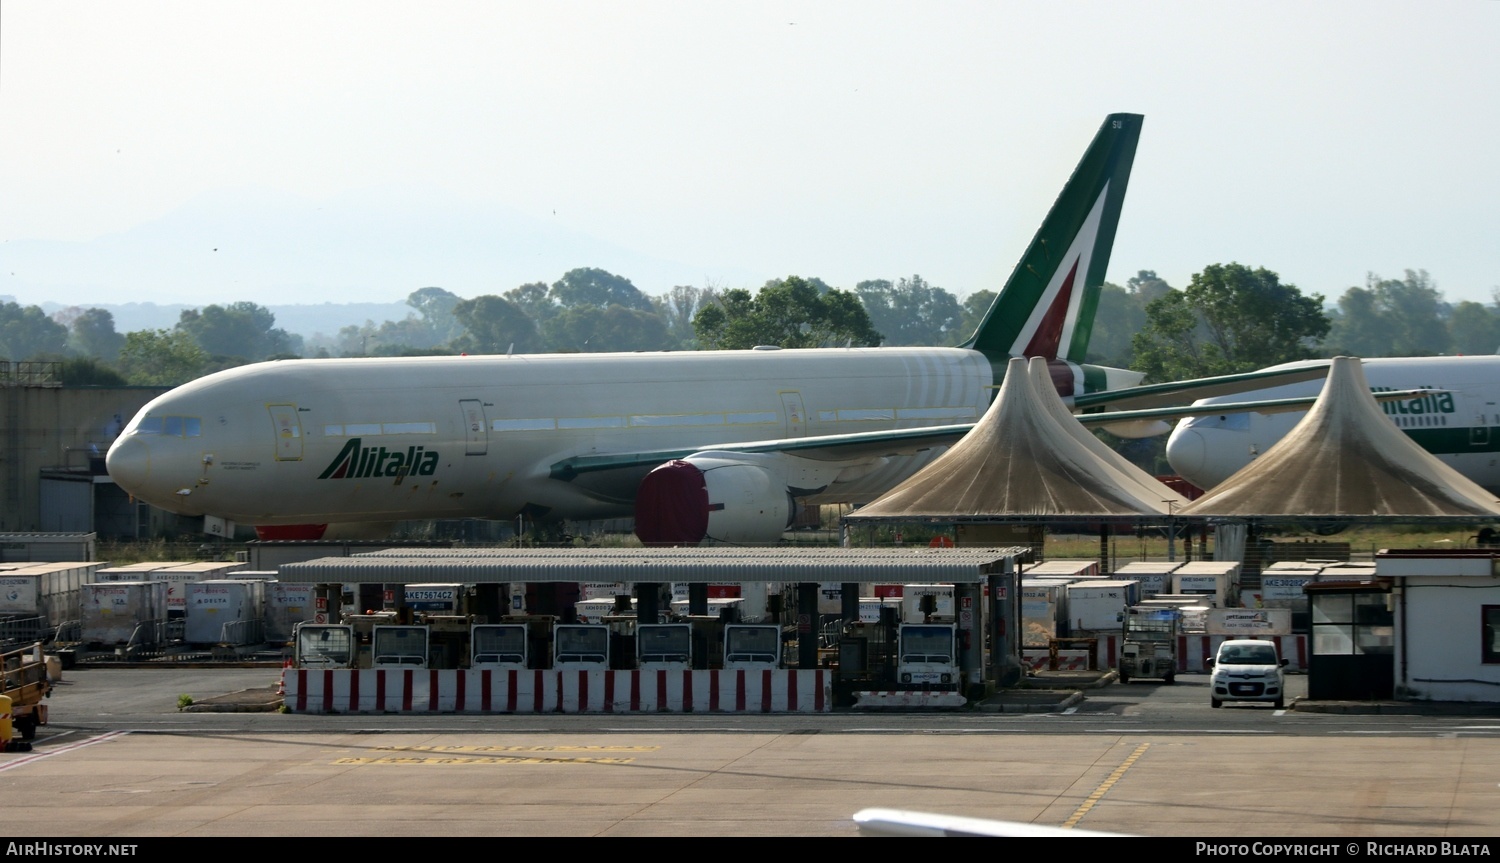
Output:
top-left (318, 439), bottom-right (441, 480)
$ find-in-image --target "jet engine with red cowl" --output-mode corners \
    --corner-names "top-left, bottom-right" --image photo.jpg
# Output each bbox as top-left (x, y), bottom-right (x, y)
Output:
top-left (634, 451), bottom-right (847, 545)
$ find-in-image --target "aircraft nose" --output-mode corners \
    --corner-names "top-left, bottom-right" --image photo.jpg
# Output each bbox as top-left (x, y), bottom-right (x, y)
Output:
top-left (1164, 427), bottom-right (1207, 483)
top-left (105, 435), bottom-right (150, 495)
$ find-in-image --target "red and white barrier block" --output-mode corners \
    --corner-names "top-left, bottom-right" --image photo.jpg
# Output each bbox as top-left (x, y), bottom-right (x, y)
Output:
top-left (283, 668), bottom-right (831, 714)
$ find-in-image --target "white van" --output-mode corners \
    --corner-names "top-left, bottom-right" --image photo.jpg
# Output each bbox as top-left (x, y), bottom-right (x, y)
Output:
top-left (1207, 638), bottom-right (1288, 709)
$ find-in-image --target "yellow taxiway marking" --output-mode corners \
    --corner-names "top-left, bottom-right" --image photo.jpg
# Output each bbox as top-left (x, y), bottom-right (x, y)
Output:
top-left (1061, 742), bottom-right (1150, 829)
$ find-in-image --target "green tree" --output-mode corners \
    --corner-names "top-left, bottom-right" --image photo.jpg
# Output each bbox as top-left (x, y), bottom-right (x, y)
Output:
top-left (405, 286), bottom-right (465, 346)
top-left (1449, 298), bottom-right (1500, 356)
top-left (0, 302), bottom-right (69, 360)
top-left (451, 295), bottom-right (541, 354)
top-left (542, 306), bottom-right (671, 352)
top-left (693, 276), bottom-right (881, 350)
top-left (653, 285), bottom-right (720, 349)
top-left (504, 282), bottom-right (554, 326)
top-left (549, 267), bottom-right (655, 313)
top-left (1325, 270), bottom-right (1450, 357)
top-left (1131, 263), bottom-right (1329, 381)
top-left (1127, 269), bottom-right (1174, 305)
top-left (117, 329), bottom-right (210, 385)
top-left (855, 275), bottom-right (963, 346)
top-left (176, 302), bottom-right (300, 361)
top-left (67, 308), bottom-right (126, 362)
top-left (58, 356), bottom-right (127, 386)
top-left (1086, 282), bottom-right (1148, 367)
top-left (957, 290), bottom-right (997, 342)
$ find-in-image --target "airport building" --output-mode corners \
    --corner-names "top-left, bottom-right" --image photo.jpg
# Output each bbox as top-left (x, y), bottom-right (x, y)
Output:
top-left (0, 363), bottom-right (170, 536)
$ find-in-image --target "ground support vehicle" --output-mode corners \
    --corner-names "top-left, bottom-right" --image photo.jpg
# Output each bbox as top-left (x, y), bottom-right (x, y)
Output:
top-left (1, 644), bottom-right (50, 740)
top-left (1119, 606), bottom-right (1180, 683)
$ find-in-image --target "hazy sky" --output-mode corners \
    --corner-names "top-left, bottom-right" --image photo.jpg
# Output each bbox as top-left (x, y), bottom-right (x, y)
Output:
top-left (3, 1), bottom-right (1499, 310)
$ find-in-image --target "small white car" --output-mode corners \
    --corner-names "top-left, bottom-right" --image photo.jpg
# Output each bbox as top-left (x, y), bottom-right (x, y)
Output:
top-left (1207, 639), bottom-right (1288, 709)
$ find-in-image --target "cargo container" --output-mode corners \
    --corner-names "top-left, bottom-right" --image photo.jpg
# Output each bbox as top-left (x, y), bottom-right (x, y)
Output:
top-left (1024, 559), bottom-right (1102, 579)
top-left (0, 561), bottom-right (102, 641)
top-left (575, 597), bottom-right (632, 623)
top-left (901, 584), bottom-right (955, 623)
top-left (266, 582), bottom-right (315, 644)
top-left (403, 583), bottom-right (463, 614)
top-left (1065, 580), bottom-right (1140, 634)
top-left (185, 580), bottom-right (266, 645)
top-left (1111, 561), bottom-right (1184, 599)
top-left (1172, 561), bottom-right (1241, 607)
top-left (1020, 583), bottom-right (1066, 646)
top-left (82, 581), bottom-right (167, 646)
top-left (1206, 607), bottom-right (1293, 637)
top-left (155, 561), bottom-right (245, 617)
top-left (93, 562), bottom-right (174, 582)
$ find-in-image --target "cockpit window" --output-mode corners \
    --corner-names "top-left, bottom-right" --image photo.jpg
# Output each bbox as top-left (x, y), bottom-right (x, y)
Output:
top-left (131, 416), bottom-right (202, 437)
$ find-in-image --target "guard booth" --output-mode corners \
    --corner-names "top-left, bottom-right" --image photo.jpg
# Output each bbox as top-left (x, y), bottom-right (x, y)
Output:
top-left (1305, 580), bottom-right (1394, 700)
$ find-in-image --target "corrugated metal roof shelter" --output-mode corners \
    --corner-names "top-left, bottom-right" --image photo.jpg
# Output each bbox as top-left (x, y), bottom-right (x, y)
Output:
top-left (277, 546), bottom-right (1034, 584)
top-left (1180, 357), bottom-right (1500, 519)
top-left (844, 357), bottom-right (1180, 523)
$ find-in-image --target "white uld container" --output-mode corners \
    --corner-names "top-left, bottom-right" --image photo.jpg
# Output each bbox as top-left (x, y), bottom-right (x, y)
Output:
top-left (1021, 583), bottom-right (1065, 646)
top-left (82, 581), bottom-right (167, 646)
top-left (157, 562), bottom-right (246, 617)
top-left (265, 582), bottom-right (315, 644)
top-left (0, 562), bottom-right (102, 629)
top-left (185, 580), bottom-right (266, 645)
top-left (1065, 580), bottom-right (1140, 634)
top-left (1111, 561), bottom-right (1184, 599)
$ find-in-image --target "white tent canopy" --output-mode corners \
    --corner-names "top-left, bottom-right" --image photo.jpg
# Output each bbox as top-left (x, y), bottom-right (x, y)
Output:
top-left (1181, 357), bottom-right (1500, 518)
top-left (847, 357), bottom-right (1180, 521)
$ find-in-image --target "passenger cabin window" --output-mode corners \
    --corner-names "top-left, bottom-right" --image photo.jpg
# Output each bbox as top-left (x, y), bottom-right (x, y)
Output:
top-left (323, 421), bottom-right (437, 437)
top-left (132, 416), bottom-right (202, 437)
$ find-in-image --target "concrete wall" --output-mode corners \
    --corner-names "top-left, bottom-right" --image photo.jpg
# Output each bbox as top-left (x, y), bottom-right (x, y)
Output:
top-left (1, 384), bottom-right (169, 532)
top-left (1397, 576), bottom-right (1500, 702)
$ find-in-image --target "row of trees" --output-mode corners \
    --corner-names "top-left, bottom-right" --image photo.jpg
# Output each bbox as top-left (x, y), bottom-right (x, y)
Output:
top-left (3, 264), bottom-right (1497, 388)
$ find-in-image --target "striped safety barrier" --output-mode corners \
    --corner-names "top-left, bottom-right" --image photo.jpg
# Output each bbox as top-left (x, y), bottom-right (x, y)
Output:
top-left (283, 668), bottom-right (831, 714)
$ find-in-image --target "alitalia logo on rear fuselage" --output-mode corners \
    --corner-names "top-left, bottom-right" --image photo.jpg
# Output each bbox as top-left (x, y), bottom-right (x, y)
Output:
top-left (1373, 386), bottom-right (1455, 416)
top-left (318, 438), bottom-right (440, 479)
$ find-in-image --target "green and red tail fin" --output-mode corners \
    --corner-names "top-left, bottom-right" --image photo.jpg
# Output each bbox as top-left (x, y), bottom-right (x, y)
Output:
top-left (963, 113), bottom-right (1143, 365)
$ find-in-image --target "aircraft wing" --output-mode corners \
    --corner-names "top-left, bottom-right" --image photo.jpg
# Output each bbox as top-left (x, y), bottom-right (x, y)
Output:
top-left (1069, 362), bottom-right (1332, 412)
top-left (549, 387), bottom-right (1441, 481)
top-left (548, 424), bottom-right (972, 480)
top-left (1073, 387), bottom-right (1443, 427)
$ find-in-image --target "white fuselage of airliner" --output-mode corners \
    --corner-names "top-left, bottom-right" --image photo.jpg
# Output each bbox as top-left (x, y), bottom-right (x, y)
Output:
top-left (107, 347), bottom-right (1024, 526)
